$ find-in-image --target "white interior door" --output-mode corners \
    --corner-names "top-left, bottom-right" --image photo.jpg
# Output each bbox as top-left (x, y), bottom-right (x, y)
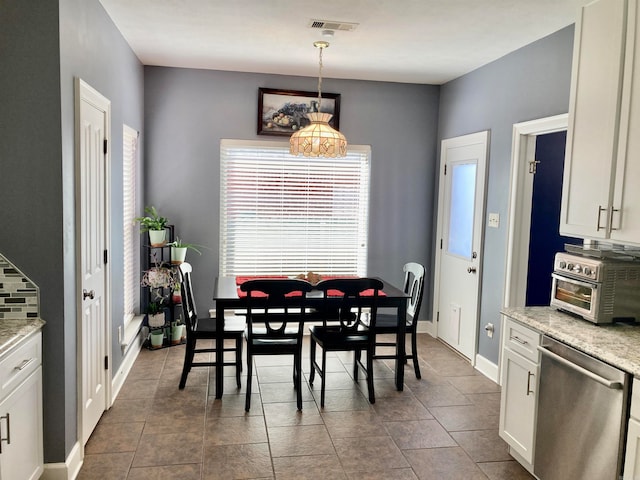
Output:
top-left (434, 131), bottom-right (488, 360)
top-left (76, 79), bottom-right (111, 446)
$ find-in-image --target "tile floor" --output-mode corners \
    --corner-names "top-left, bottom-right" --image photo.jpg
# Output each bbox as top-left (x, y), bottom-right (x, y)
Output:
top-left (78, 333), bottom-right (535, 479)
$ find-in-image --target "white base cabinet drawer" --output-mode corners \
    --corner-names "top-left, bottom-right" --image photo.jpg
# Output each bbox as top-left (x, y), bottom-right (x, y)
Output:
top-left (0, 332), bottom-right (41, 402)
top-left (503, 317), bottom-right (541, 363)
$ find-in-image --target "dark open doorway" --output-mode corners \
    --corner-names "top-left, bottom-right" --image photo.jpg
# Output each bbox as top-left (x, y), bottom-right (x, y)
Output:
top-left (525, 131), bottom-right (581, 306)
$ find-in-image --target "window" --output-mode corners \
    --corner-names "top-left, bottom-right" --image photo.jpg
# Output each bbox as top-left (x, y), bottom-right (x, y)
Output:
top-left (123, 125), bottom-right (139, 327)
top-left (220, 139), bottom-right (370, 277)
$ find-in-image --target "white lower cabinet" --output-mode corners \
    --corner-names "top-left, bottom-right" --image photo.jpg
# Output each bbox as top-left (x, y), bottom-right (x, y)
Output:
top-left (624, 378), bottom-right (640, 479)
top-left (499, 317), bottom-right (541, 470)
top-left (0, 332), bottom-right (43, 480)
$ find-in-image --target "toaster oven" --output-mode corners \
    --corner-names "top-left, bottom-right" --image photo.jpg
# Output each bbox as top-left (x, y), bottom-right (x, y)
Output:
top-left (550, 252), bottom-right (640, 324)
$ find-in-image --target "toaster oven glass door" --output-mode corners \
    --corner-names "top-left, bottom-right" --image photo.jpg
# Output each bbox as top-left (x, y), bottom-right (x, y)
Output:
top-left (551, 273), bottom-right (597, 319)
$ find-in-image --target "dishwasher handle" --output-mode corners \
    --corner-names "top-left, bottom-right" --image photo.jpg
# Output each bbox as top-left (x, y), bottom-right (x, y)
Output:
top-left (537, 345), bottom-right (623, 390)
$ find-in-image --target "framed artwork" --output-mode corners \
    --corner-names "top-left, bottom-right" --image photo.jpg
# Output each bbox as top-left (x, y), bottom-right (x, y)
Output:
top-left (257, 87), bottom-right (341, 136)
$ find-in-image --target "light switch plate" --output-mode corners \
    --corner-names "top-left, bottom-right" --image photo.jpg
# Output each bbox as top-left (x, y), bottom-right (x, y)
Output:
top-left (488, 213), bottom-right (500, 228)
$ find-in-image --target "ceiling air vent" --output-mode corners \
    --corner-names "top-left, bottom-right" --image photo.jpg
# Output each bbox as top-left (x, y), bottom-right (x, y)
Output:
top-left (308, 19), bottom-right (359, 32)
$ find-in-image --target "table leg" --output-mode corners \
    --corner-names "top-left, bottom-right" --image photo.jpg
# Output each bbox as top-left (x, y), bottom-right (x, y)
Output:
top-left (395, 300), bottom-right (407, 390)
top-left (215, 307), bottom-right (224, 398)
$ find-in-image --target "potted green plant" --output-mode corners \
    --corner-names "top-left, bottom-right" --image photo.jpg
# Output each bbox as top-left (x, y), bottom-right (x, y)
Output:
top-left (171, 283), bottom-right (182, 304)
top-left (135, 206), bottom-right (169, 246)
top-left (141, 264), bottom-right (176, 289)
top-left (146, 301), bottom-right (166, 328)
top-left (167, 237), bottom-right (204, 264)
top-left (141, 262), bottom-right (175, 333)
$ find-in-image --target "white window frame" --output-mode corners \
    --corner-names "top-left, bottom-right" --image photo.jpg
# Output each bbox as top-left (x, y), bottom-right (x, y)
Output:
top-left (123, 124), bottom-right (140, 330)
top-left (219, 139), bottom-right (371, 277)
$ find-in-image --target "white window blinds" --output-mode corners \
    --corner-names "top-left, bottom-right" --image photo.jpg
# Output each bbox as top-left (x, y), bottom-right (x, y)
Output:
top-left (220, 139), bottom-right (370, 277)
top-left (123, 125), bottom-right (139, 325)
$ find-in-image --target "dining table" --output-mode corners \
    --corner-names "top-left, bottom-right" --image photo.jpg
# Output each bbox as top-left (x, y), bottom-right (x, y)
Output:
top-left (212, 276), bottom-right (409, 399)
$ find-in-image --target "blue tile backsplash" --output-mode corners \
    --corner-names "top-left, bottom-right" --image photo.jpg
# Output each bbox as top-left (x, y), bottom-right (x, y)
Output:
top-left (0, 254), bottom-right (39, 319)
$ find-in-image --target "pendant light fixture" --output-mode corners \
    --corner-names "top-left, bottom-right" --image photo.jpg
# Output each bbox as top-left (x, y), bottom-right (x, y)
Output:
top-left (290, 41), bottom-right (347, 157)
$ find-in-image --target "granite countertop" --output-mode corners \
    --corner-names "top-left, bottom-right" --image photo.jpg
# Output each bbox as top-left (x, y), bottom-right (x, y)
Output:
top-left (502, 306), bottom-right (640, 376)
top-left (0, 318), bottom-right (45, 358)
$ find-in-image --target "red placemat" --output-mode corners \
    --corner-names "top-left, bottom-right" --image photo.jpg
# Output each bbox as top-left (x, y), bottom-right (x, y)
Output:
top-left (235, 276), bottom-right (385, 298)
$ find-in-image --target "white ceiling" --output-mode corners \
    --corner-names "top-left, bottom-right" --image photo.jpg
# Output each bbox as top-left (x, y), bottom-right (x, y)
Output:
top-left (99, 0), bottom-right (590, 85)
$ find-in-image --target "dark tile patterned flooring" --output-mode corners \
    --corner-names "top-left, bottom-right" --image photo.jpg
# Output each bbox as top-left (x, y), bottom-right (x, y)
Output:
top-left (77, 334), bottom-right (534, 479)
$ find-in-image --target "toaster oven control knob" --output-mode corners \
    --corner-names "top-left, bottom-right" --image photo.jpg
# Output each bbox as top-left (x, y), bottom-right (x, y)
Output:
top-left (573, 265), bottom-right (582, 273)
top-left (583, 267), bottom-right (591, 276)
top-left (567, 263), bottom-right (574, 271)
top-left (559, 261), bottom-right (567, 269)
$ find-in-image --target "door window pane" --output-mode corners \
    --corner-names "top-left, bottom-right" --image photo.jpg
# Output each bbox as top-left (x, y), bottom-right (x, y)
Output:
top-left (447, 162), bottom-right (476, 259)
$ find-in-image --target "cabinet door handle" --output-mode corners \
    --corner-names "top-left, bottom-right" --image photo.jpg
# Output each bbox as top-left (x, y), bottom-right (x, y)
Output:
top-left (526, 371), bottom-right (535, 396)
top-left (0, 413), bottom-right (10, 453)
top-left (510, 335), bottom-right (528, 345)
top-left (14, 358), bottom-right (35, 371)
top-left (609, 206), bottom-right (620, 231)
top-left (596, 205), bottom-right (607, 231)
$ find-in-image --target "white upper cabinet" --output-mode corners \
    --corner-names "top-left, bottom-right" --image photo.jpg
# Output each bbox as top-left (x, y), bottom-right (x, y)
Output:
top-left (561, 0), bottom-right (640, 244)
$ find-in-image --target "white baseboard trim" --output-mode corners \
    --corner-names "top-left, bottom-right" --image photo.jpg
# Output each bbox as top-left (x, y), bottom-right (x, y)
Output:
top-left (416, 318), bottom-right (437, 337)
top-left (112, 326), bottom-right (144, 402)
top-left (41, 441), bottom-right (82, 480)
top-left (474, 353), bottom-right (499, 383)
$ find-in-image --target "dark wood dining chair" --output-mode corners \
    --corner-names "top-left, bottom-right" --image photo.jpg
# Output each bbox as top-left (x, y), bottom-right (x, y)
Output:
top-left (240, 279), bottom-right (313, 411)
top-left (178, 262), bottom-right (245, 389)
top-left (370, 262), bottom-right (425, 379)
top-left (308, 278), bottom-right (384, 407)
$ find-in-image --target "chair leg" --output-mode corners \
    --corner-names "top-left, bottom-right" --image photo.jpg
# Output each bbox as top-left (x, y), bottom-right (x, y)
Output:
top-left (366, 346), bottom-right (375, 404)
top-left (320, 348), bottom-right (327, 408)
top-left (292, 357), bottom-right (297, 387)
top-left (235, 337), bottom-right (242, 388)
top-left (353, 349), bottom-right (360, 381)
top-left (179, 338), bottom-right (195, 389)
top-left (309, 338), bottom-right (317, 385)
top-left (295, 353), bottom-right (303, 410)
top-left (245, 351), bottom-right (253, 412)
top-left (411, 331), bottom-right (421, 379)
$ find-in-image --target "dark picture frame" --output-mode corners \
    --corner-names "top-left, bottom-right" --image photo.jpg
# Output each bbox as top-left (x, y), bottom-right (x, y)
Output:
top-left (257, 87), bottom-right (341, 136)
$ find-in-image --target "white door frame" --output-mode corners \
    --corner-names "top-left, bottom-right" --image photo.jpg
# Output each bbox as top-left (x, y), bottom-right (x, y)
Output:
top-left (75, 78), bottom-right (112, 452)
top-left (433, 130), bottom-right (489, 363)
top-left (503, 114), bottom-right (568, 308)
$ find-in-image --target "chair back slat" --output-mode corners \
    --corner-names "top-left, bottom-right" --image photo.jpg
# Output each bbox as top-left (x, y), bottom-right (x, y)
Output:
top-left (178, 262), bottom-right (198, 335)
top-left (403, 262), bottom-right (425, 322)
top-left (240, 279), bottom-right (313, 338)
top-left (315, 278), bottom-right (384, 331)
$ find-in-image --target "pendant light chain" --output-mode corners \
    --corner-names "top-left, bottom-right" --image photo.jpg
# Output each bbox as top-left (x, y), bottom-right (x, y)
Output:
top-left (317, 45), bottom-right (323, 113)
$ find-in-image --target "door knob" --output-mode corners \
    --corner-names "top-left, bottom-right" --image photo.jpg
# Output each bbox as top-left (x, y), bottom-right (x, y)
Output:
top-left (467, 267), bottom-right (477, 274)
top-left (83, 289), bottom-right (95, 300)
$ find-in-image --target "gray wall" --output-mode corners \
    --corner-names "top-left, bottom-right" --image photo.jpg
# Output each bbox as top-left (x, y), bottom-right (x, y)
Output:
top-left (0, 0), bottom-right (144, 463)
top-left (437, 26), bottom-right (575, 364)
top-left (144, 67), bottom-right (440, 313)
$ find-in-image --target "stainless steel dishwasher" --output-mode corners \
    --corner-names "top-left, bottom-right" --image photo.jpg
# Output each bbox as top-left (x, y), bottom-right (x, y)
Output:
top-left (534, 335), bottom-right (630, 480)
